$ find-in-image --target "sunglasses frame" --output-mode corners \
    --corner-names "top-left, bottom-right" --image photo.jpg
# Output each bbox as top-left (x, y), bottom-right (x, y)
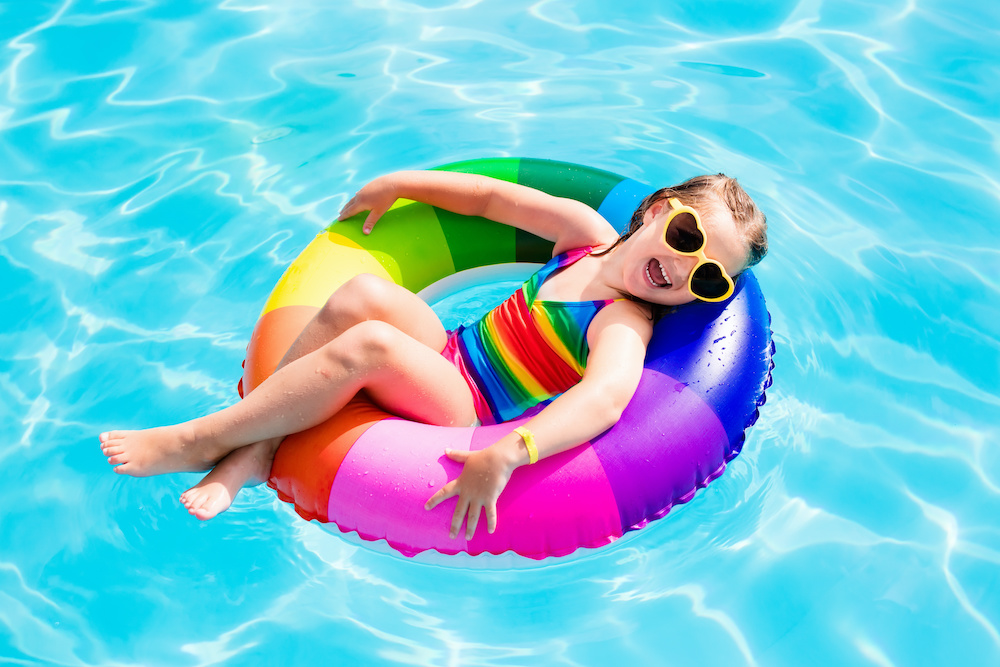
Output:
top-left (663, 198), bottom-right (735, 303)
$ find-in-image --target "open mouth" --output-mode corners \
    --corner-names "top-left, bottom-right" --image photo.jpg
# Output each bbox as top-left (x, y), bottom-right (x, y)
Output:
top-left (645, 258), bottom-right (672, 288)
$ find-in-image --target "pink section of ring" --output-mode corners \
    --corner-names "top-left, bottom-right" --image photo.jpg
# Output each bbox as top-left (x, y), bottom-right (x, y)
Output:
top-left (327, 418), bottom-right (474, 556)
top-left (328, 416), bottom-right (622, 559)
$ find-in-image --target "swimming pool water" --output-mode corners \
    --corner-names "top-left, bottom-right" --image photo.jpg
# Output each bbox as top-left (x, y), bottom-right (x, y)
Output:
top-left (2, 1), bottom-right (998, 665)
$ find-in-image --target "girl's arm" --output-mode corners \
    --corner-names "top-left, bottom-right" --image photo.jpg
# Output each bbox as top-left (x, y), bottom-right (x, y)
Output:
top-left (425, 300), bottom-right (652, 539)
top-left (338, 170), bottom-right (619, 255)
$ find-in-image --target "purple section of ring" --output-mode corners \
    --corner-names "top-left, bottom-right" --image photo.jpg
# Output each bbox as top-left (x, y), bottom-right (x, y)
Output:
top-left (591, 367), bottom-right (729, 531)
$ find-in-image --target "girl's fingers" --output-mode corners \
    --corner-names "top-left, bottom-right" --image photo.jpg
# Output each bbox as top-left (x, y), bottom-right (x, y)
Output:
top-left (337, 196), bottom-right (359, 221)
top-left (485, 503), bottom-right (498, 534)
top-left (425, 448), bottom-right (499, 538)
top-left (362, 209), bottom-right (384, 234)
top-left (424, 480), bottom-right (457, 510)
top-left (465, 504), bottom-right (482, 540)
top-left (445, 448), bottom-right (470, 462)
top-left (450, 498), bottom-right (469, 539)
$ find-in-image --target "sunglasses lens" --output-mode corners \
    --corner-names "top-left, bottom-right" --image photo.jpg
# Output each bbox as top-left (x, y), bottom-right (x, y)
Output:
top-left (665, 211), bottom-right (704, 253)
top-left (691, 263), bottom-right (731, 300)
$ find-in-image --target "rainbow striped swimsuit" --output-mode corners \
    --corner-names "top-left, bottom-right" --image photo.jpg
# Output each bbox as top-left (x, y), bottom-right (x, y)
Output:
top-left (441, 247), bottom-right (619, 425)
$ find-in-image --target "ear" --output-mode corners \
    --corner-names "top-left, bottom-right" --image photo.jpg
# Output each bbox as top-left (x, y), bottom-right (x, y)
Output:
top-left (644, 199), bottom-right (667, 224)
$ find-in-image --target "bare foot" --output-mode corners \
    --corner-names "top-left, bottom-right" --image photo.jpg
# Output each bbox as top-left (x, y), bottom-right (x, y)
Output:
top-left (99, 425), bottom-right (225, 477)
top-left (179, 439), bottom-right (279, 520)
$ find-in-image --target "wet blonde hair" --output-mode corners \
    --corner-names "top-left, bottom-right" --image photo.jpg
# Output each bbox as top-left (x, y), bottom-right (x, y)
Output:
top-left (599, 173), bottom-right (768, 271)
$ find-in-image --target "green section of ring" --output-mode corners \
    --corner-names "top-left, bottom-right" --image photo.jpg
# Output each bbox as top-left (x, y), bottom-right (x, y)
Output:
top-left (326, 200), bottom-right (456, 292)
top-left (516, 158), bottom-right (624, 212)
top-left (326, 158), bottom-right (626, 292)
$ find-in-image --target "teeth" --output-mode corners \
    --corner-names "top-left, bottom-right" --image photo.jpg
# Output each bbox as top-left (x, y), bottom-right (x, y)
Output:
top-left (645, 261), bottom-right (672, 288)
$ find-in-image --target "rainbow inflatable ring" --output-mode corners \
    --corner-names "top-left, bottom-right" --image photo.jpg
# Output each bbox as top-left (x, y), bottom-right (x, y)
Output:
top-left (240, 158), bottom-right (774, 561)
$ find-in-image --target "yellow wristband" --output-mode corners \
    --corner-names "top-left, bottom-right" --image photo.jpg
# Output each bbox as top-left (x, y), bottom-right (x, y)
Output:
top-left (513, 426), bottom-right (538, 465)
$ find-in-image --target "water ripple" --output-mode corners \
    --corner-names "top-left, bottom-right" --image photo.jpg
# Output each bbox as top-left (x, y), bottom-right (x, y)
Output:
top-left (2, 0), bottom-right (999, 664)
top-left (906, 490), bottom-right (1000, 649)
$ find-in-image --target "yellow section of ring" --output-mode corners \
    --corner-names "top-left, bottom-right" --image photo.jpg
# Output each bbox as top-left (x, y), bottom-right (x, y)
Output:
top-left (260, 231), bottom-right (394, 315)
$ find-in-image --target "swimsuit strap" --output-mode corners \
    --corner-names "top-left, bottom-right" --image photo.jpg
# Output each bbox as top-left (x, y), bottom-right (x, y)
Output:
top-left (522, 246), bottom-right (608, 306)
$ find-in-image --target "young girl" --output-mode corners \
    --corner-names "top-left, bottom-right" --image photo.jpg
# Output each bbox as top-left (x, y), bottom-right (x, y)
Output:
top-left (100, 169), bottom-right (767, 539)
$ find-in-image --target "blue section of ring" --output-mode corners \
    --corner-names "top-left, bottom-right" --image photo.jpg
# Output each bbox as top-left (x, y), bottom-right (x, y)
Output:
top-left (643, 271), bottom-right (772, 460)
top-left (596, 178), bottom-right (654, 232)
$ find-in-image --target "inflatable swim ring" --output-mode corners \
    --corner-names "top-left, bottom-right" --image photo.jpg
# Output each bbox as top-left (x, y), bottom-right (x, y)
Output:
top-left (241, 158), bottom-right (774, 560)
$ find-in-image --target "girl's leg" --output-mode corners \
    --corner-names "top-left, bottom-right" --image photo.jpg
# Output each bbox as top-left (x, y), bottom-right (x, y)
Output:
top-left (102, 277), bottom-right (473, 477)
top-left (177, 275), bottom-right (455, 519)
top-left (104, 321), bottom-right (475, 476)
top-left (276, 273), bottom-right (449, 366)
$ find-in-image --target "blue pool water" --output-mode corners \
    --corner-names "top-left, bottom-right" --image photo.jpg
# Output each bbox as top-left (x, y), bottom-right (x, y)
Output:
top-left (2, 1), bottom-right (998, 664)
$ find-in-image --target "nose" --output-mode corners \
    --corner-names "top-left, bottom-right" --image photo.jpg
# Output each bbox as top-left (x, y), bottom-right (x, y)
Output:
top-left (671, 252), bottom-right (700, 282)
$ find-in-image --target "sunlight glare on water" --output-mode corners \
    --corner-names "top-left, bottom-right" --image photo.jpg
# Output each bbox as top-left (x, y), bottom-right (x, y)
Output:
top-left (1, 0), bottom-right (998, 665)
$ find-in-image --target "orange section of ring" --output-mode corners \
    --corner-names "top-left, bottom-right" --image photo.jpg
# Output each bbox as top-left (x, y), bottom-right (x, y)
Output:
top-left (268, 398), bottom-right (389, 522)
top-left (242, 305), bottom-right (319, 394)
top-left (247, 303), bottom-right (391, 521)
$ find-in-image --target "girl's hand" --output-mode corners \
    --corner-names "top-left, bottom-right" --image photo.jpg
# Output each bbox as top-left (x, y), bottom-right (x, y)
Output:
top-left (337, 174), bottom-right (399, 234)
top-left (425, 445), bottom-right (519, 539)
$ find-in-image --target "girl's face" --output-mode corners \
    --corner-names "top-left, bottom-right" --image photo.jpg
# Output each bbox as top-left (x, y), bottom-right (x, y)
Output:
top-left (619, 196), bottom-right (746, 306)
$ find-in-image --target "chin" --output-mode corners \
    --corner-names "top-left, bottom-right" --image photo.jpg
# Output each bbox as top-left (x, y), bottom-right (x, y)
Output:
top-left (657, 291), bottom-right (697, 307)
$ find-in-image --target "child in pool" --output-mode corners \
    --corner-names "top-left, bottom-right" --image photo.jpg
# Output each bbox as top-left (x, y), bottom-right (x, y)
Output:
top-left (100, 169), bottom-right (766, 538)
